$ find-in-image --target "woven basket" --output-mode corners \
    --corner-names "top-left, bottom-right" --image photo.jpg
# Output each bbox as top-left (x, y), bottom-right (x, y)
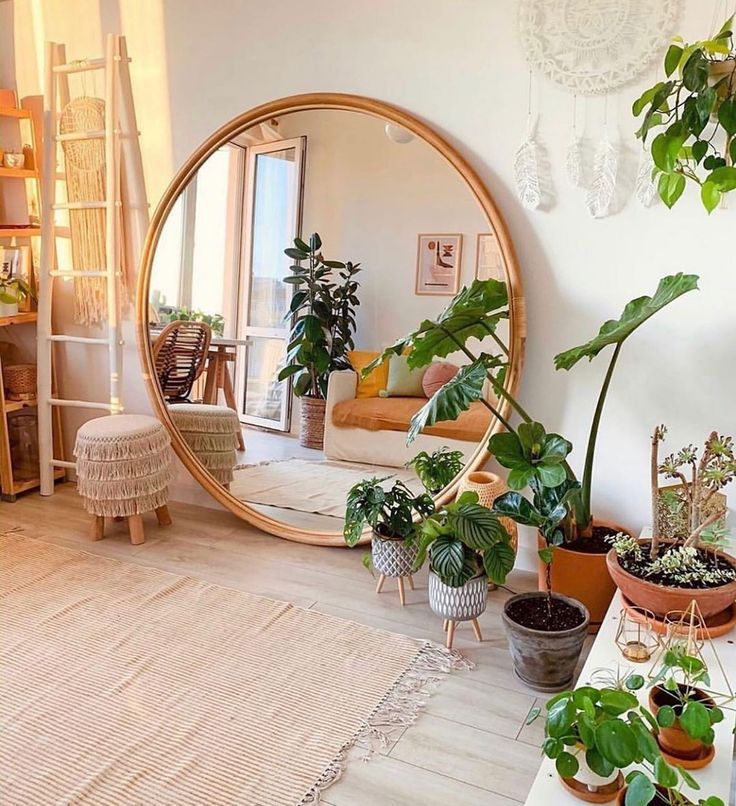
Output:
top-left (4, 364), bottom-right (37, 401)
top-left (457, 471), bottom-right (518, 554)
top-left (300, 397), bottom-right (326, 450)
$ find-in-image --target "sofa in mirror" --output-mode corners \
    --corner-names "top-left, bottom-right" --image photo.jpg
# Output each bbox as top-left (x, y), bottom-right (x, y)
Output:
top-left (137, 94), bottom-right (524, 545)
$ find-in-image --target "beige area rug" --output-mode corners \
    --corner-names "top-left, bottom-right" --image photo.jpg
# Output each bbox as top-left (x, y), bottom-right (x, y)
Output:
top-left (1, 532), bottom-right (467, 806)
top-left (230, 459), bottom-right (420, 518)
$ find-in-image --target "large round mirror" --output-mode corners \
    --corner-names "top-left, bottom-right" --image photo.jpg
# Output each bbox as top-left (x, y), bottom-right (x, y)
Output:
top-left (137, 94), bottom-right (524, 546)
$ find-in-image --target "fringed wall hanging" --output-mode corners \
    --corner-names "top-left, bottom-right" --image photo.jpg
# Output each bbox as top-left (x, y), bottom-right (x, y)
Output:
top-left (513, 71), bottom-right (545, 210)
top-left (635, 148), bottom-right (658, 208)
top-left (517, 0), bottom-right (681, 215)
top-left (60, 94), bottom-right (122, 325)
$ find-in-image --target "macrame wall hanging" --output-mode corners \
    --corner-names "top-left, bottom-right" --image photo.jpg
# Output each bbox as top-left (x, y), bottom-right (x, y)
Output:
top-left (516, 0), bottom-right (681, 217)
top-left (60, 92), bottom-right (123, 325)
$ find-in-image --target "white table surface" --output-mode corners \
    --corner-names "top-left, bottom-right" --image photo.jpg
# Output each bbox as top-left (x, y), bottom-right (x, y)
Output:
top-left (524, 589), bottom-right (736, 804)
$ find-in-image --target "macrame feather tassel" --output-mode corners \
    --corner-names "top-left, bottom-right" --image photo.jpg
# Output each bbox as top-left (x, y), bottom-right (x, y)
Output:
top-left (514, 137), bottom-right (542, 210)
top-left (565, 138), bottom-right (584, 187)
top-left (635, 149), bottom-right (657, 207)
top-left (586, 138), bottom-right (618, 218)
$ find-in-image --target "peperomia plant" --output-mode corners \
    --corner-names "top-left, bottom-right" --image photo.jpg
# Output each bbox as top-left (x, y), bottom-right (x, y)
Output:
top-left (278, 233), bottom-right (361, 400)
top-left (633, 16), bottom-right (736, 211)
top-left (343, 477), bottom-right (434, 547)
top-left (414, 491), bottom-right (514, 586)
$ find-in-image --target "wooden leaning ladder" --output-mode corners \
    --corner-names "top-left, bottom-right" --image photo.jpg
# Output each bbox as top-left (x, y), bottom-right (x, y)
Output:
top-left (38, 34), bottom-right (149, 495)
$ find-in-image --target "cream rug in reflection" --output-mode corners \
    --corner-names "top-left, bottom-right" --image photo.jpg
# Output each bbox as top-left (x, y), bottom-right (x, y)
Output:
top-left (230, 458), bottom-right (420, 518)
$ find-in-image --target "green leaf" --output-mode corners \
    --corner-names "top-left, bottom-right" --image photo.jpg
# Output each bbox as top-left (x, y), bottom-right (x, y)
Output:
top-left (664, 44), bottom-right (683, 76)
top-left (625, 771), bottom-right (656, 806)
top-left (702, 180), bottom-right (722, 212)
top-left (578, 712), bottom-right (596, 746)
top-left (483, 540), bottom-right (516, 585)
top-left (451, 503), bottom-right (508, 551)
top-left (682, 49), bottom-right (708, 92)
top-left (573, 687), bottom-right (601, 708)
top-left (658, 172), bottom-right (686, 208)
top-left (718, 97), bottom-right (736, 135)
top-left (493, 491), bottom-right (545, 528)
top-left (709, 706), bottom-right (724, 724)
top-left (599, 689), bottom-right (639, 716)
top-left (708, 165), bottom-right (736, 191)
top-left (678, 766), bottom-right (699, 789)
top-left (595, 719), bottom-right (638, 767)
top-left (554, 274), bottom-right (699, 370)
top-left (543, 737), bottom-right (562, 758)
top-left (526, 706), bottom-right (541, 725)
top-left (586, 748), bottom-right (614, 778)
top-left (625, 674), bottom-right (645, 691)
top-left (680, 701), bottom-right (711, 741)
top-left (652, 133), bottom-right (676, 172)
top-left (656, 705), bottom-right (676, 728)
top-left (632, 720), bottom-right (660, 764)
top-left (555, 751), bottom-right (579, 779)
top-left (284, 247), bottom-right (307, 260)
top-left (538, 546), bottom-right (555, 565)
top-left (654, 756), bottom-right (678, 788)
top-left (696, 89), bottom-right (717, 124)
top-left (547, 698), bottom-right (576, 739)
top-left (691, 139), bottom-right (708, 164)
top-left (408, 361), bottom-right (487, 443)
top-left (429, 536), bottom-right (466, 582)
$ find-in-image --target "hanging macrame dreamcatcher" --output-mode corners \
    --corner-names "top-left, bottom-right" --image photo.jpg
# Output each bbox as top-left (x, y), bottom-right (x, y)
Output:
top-left (515, 0), bottom-right (681, 216)
top-left (60, 96), bottom-right (122, 325)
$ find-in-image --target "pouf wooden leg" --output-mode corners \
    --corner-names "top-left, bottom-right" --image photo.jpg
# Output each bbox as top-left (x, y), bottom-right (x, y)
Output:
top-left (128, 515), bottom-right (145, 546)
top-left (90, 516), bottom-right (105, 541)
top-left (155, 505), bottom-right (173, 527)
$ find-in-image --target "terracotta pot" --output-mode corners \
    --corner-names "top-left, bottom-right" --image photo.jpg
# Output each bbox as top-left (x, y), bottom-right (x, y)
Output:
top-left (648, 685), bottom-right (716, 763)
top-left (537, 518), bottom-right (628, 631)
top-left (502, 591), bottom-right (589, 692)
top-left (606, 542), bottom-right (736, 620)
top-left (615, 785), bottom-right (693, 806)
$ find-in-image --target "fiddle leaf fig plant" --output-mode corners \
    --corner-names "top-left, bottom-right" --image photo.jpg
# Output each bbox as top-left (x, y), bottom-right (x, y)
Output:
top-left (633, 15), bottom-right (736, 212)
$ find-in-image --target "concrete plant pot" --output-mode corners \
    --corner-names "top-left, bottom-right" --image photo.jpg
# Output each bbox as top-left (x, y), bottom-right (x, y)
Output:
top-left (371, 531), bottom-right (417, 578)
top-left (428, 571), bottom-right (487, 621)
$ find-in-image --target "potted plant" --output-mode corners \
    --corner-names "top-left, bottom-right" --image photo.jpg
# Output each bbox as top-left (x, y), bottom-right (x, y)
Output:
top-left (163, 306), bottom-right (225, 336)
top-left (616, 781), bottom-right (724, 806)
top-left (366, 274), bottom-right (698, 628)
top-left (0, 277), bottom-right (29, 317)
top-left (500, 475), bottom-right (591, 690)
top-left (607, 429), bottom-right (736, 620)
top-left (646, 645), bottom-right (727, 768)
top-left (633, 16), bottom-right (736, 212)
top-left (414, 491), bottom-right (513, 646)
top-left (343, 476), bottom-right (434, 604)
top-left (406, 446), bottom-right (464, 495)
top-left (278, 233), bottom-right (361, 449)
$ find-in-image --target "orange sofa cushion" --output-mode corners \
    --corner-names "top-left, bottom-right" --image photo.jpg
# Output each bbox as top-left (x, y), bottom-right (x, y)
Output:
top-left (331, 397), bottom-right (491, 442)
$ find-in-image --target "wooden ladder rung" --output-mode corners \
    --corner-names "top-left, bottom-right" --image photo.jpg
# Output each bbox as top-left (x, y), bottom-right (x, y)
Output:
top-left (53, 201), bottom-right (118, 210)
top-left (49, 399), bottom-right (114, 411)
top-left (49, 270), bottom-right (110, 278)
top-left (52, 58), bottom-right (106, 74)
top-left (50, 459), bottom-right (76, 469)
top-left (55, 130), bottom-right (106, 142)
top-left (47, 335), bottom-right (110, 345)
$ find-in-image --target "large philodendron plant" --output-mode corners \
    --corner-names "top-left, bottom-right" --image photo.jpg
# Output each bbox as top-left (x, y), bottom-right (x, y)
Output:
top-left (633, 15), bottom-right (736, 211)
top-left (364, 274), bottom-right (698, 544)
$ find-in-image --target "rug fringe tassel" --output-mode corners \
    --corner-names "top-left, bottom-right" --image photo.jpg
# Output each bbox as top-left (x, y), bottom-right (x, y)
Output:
top-left (298, 642), bottom-right (473, 804)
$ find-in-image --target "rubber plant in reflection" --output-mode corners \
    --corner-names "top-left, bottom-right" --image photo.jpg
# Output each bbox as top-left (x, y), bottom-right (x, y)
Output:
top-left (277, 233), bottom-right (361, 399)
top-left (363, 274), bottom-right (699, 560)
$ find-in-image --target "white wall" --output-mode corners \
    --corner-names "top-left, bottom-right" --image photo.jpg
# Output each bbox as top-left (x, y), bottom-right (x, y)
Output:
top-left (5, 0), bottom-right (734, 568)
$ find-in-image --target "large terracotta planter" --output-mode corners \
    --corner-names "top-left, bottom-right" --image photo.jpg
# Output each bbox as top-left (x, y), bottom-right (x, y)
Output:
top-left (502, 591), bottom-right (589, 692)
top-left (649, 685), bottom-right (716, 764)
top-left (606, 543), bottom-right (736, 620)
top-left (537, 518), bottom-right (628, 632)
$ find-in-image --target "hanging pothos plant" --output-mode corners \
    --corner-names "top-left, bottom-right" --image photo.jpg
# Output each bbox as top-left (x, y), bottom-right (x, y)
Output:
top-left (633, 16), bottom-right (736, 212)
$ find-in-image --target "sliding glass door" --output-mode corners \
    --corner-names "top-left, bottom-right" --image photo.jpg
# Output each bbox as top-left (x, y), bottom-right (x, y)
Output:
top-left (236, 138), bottom-right (305, 431)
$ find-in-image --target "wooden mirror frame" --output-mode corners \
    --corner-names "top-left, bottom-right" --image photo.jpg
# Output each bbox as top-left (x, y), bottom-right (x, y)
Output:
top-left (136, 92), bottom-right (525, 546)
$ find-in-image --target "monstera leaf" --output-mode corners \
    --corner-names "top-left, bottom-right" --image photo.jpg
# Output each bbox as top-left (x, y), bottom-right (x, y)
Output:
top-left (488, 422), bottom-right (572, 490)
top-left (362, 279), bottom-right (509, 376)
top-left (554, 274), bottom-right (698, 370)
top-left (407, 360), bottom-right (489, 443)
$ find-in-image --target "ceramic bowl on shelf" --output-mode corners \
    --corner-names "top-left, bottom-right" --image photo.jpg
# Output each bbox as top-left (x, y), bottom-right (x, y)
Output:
top-left (3, 151), bottom-right (25, 169)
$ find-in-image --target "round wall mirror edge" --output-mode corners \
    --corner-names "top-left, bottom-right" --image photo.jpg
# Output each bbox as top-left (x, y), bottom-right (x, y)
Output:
top-left (135, 92), bottom-right (525, 547)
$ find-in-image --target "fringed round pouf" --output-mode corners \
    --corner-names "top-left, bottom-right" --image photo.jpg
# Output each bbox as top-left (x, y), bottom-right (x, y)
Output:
top-left (74, 414), bottom-right (174, 545)
top-left (168, 404), bottom-right (241, 488)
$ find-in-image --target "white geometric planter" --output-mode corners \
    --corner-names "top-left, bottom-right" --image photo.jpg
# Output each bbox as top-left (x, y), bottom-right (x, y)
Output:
top-left (371, 532), bottom-right (417, 578)
top-left (428, 571), bottom-right (488, 621)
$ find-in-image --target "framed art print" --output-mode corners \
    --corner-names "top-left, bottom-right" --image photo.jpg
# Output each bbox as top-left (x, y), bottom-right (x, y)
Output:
top-left (475, 233), bottom-right (505, 281)
top-left (415, 233), bottom-right (462, 295)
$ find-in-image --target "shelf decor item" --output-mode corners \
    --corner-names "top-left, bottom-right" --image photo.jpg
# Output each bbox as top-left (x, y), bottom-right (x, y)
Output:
top-left (632, 15), bottom-right (736, 212)
top-left (4, 363), bottom-right (36, 401)
top-left (343, 477), bottom-right (434, 606)
top-left (277, 233), bottom-right (361, 450)
top-left (614, 605), bottom-right (660, 662)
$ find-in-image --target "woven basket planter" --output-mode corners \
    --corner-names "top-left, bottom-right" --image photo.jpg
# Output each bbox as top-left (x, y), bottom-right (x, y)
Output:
top-left (4, 363), bottom-right (37, 401)
top-left (428, 571), bottom-right (488, 622)
top-left (372, 532), bottom-right (418, 578)
top-left (300, 397), bottom-right (326, 450)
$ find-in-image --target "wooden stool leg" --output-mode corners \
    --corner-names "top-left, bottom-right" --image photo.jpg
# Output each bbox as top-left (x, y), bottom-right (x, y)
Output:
top-left (397, 576), bottom-right (406, 606)
top-left (113, 516), bottom-right (124, 522)
top-left (471, 618), bottom-right (483, 642)
top-left (443, 618), bottom-right (449, 632)
top-left (127, 514), bottom-right (145, 545)
top-left (155, 505), bottom-right (172, 527)
top-left (408, 575), bottom-right (415, 590)
top-left (90, 515), bottom-right (105, 541)
top-left (446, 620), bottom-right (457, 649)
top-left (375, 574), bottom-right (386, 594)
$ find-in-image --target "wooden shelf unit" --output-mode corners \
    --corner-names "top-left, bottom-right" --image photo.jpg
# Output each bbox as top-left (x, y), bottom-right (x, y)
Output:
top-left (0, 96), bottom-right (65, 501)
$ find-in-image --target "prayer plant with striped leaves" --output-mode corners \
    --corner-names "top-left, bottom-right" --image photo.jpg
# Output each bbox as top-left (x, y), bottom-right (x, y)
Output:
top-left (364, 274), bottom-right (699, 550)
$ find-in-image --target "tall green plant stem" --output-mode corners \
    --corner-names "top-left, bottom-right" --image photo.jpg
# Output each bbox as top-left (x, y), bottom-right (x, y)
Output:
top-left (579, 342), bottom-right (622, 535)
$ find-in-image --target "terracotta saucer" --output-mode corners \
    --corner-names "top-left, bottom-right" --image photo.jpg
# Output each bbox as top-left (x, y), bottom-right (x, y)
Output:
top-left (652, 732), bottom-right (716, 770)
top-left (560, 772), bottom-right (624, 803)
top-left (621, 595), bottom-right (736, 638)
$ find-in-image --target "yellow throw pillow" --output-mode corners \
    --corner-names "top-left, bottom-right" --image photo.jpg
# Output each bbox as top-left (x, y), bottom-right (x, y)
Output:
top-left (348, 351), bottom-right (389, 399)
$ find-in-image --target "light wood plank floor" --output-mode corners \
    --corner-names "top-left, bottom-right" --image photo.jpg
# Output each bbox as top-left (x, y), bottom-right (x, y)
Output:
top-left (1, 484), bottom-right (589, 805)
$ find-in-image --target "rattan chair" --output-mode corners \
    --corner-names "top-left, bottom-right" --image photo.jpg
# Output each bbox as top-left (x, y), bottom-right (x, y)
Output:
top-left (153, 320), bottom-right (212, 403)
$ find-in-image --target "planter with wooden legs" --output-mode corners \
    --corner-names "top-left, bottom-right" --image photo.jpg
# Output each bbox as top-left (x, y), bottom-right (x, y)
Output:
top-left (428, 571), bottom-right (487, 649)
top-left (372, 531), bottom-right (418, 606)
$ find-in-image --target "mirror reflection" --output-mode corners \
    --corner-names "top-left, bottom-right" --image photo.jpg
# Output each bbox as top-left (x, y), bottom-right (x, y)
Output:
top-left (148, 109), bottom-right (511, 532)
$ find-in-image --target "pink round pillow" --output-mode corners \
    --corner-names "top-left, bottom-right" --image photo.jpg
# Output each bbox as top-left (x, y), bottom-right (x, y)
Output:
top-left (422, 361), bottom-right (459, 398)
